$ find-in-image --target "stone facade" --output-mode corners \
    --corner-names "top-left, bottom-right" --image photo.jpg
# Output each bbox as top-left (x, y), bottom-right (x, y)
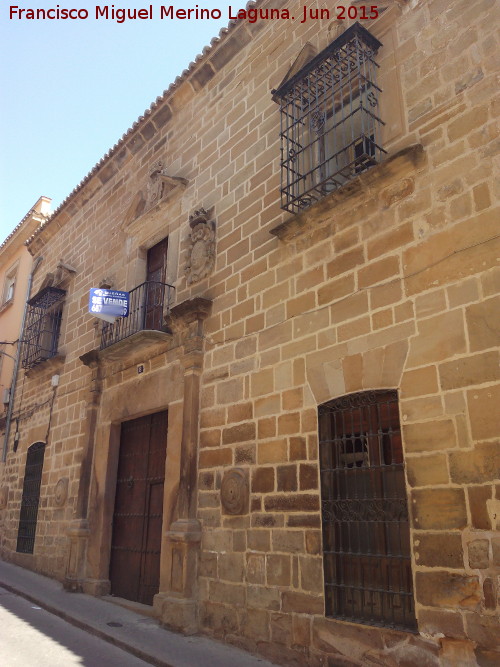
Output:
top-left (0, 1), bottom-right (499, 664)
top-left (0, 197), bottom-right (51, 457)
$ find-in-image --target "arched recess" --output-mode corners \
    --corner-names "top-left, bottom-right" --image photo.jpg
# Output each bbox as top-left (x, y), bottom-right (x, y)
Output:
top-left (16, 441), bottom-right (46, 554)
top-left (306, 339), bottom-right (409, 405)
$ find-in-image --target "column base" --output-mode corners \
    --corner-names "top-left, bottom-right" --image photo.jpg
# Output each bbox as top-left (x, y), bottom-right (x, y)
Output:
top-left (160, 517), bottom-right (201, 633)
top-left (63, 519), bottom-right (90, 592)
top-left (156, 593), bottom-right (198, 635)
top-left (82, 578), bottom-right (111, 596)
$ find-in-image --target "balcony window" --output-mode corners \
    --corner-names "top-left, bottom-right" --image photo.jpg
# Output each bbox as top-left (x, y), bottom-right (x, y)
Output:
top-left (100, 281), bottom-right (174, 350)
top-left (21, 286), bottom-right (65, 370)
top-left (274, 23), bottom-right (385, 214)
top-left (2, 262), bottom-right (18, 306)
top-left (318, 390), bottom-right (416, 631)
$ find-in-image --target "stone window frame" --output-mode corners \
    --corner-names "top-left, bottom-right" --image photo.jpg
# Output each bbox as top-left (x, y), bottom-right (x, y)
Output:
top-left (1, 260), bottom-right (19, 307)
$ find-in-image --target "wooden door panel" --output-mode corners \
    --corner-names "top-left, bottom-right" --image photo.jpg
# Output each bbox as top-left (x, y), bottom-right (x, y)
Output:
top-left (139, 481), bottom-right (164, 604)
top-left (110, 411), bottom-right (167, 605)
top-left (146, 239), bottom-right (168, 329)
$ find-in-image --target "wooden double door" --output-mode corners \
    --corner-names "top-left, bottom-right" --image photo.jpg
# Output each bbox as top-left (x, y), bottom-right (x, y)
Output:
top-left (109, 411), bottom-right (168, 605)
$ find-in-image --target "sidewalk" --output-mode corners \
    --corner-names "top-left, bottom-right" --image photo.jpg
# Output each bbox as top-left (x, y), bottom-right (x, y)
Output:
top-left (0, 560), bottom-right (276, 667)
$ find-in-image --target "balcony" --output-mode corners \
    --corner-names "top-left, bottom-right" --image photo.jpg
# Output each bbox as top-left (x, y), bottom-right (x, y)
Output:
top-left (100, 281), bottom-right (174, 354)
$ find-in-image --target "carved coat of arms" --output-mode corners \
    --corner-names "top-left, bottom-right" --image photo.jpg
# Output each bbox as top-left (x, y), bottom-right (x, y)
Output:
top-left (185, 208), bottom-right (216, 285)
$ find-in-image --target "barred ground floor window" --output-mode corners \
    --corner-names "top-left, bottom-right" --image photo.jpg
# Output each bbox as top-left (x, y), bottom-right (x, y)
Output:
top-left (318, 390), bottom-right (416, 631)
top-left (16, 441), bottom-right (46, 554)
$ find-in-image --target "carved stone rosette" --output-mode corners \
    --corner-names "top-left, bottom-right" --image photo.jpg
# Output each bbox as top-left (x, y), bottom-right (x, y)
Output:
top-left (54, 477), bottom-right (69, 507)
top-left (184, 208), bottom-right (216, 286)
top-left (221, 468), bottom-right (249, 515)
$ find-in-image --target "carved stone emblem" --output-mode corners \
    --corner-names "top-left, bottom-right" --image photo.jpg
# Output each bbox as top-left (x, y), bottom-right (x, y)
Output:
top-left (146, 161), bottom-right (188, 210)
top-left (185, 208), bottom-right (216, 286)
top-left (146, 161), bottom-right (166, 207)
top-left (54, 477), bottom-right (69, 507)
top-left (123, 161), bottom-right (188, 227)
top-left (0, 486), bottom-right (8, 510)
top-left (220, 468), bottom-right (249, 515)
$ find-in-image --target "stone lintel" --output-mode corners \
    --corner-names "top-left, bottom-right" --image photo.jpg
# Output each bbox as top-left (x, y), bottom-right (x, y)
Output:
top-left (270, 143), bottom-right (426, 241)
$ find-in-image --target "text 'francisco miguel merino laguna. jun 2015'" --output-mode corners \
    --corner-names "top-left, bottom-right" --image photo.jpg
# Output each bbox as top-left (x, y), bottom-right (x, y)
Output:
top-left (8, 4), bottom-right (381, 23)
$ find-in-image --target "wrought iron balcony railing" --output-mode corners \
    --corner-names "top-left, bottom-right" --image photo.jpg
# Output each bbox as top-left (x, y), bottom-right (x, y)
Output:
top-left (100, 281), bottom-right (175, 351)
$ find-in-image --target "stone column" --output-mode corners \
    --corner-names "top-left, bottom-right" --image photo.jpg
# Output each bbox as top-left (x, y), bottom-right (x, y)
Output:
top-left (157, 297), bottom-right (211, 634)
top-left (64, 350), bottom-right (102, 592)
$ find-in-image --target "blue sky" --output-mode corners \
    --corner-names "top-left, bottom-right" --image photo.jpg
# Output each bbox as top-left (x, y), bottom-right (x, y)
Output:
top-left (0, 1), bottom-right (247, 243)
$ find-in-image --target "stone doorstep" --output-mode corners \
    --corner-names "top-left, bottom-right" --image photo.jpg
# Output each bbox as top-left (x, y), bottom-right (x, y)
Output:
top-left (103, 594), bottom-right (158, 619)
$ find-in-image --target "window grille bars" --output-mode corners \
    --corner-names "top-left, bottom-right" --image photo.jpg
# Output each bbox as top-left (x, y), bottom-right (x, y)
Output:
top-left (274, 23), bottom-right (385, 214)
top-left (318, 390), bottom-right (416, 631)
top-left (21, 286), bottom-right (65, 370)
top-left (16, 442), bottom-right (45, 554)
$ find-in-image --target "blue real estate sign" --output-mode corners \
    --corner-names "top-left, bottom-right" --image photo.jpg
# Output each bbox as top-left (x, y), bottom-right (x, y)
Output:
top-left (89, 288), bottom-right (129, 322)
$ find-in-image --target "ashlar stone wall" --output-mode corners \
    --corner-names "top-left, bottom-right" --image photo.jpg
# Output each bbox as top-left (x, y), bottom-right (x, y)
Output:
top-left (0, 0), bottom-right (498, 665)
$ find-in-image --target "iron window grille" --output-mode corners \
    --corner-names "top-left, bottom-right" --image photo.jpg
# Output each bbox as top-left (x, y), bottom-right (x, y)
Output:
top-left (274, 23), bottom-right (385, 214)
top-left (17, 441), bottom-right (46, 554)
top-left (21, 286), bottom-right (65, 370)
top-left (318, 390), bottom-right (416, 632)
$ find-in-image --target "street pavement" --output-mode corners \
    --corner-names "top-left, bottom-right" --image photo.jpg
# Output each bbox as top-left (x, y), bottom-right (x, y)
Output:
top-left (0, 585), bottom-right (152, 666)
top-left (0, 560), bottom-right (276, 667)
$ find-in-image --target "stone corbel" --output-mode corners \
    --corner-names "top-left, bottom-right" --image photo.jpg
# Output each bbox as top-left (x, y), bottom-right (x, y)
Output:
top-left (79, 349), bottom-right (100, 368)
top-left (166, 296), bottom-right (212, 346)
